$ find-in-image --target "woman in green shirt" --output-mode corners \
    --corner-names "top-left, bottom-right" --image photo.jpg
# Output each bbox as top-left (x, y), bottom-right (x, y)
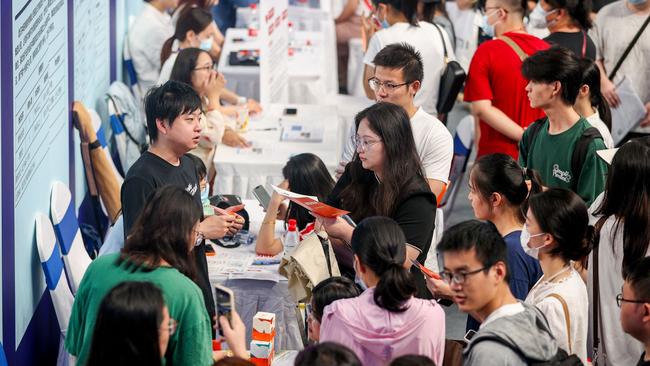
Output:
top-left (65, 185), bottom-right (215, 366)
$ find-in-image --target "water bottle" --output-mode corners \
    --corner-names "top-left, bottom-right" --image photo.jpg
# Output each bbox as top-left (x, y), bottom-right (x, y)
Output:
top-left (249, 3), bottom-right (259, 37)
top-left (235, 96), bottom-right (249, 131)
top-left (283, 219), bottom-right (300, 249)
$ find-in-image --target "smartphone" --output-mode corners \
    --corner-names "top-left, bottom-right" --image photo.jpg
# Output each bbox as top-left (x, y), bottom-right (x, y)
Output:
top-left (214, 284), bottom-right (235, 337)
top-left (284, 107), bottom-right (298, 115)
top-left (252, 185), bottom-right (272, 209)
top-left (410, 259), bottom-right (442, 280)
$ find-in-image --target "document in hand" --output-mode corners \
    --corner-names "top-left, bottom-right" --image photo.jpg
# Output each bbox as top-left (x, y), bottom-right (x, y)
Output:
top-left (271, 185), bottom-right (350, 218)
top-left (611, 76), bottom-right (646, 145)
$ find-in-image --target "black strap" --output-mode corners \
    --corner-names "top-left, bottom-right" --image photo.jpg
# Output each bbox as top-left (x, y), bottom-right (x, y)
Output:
top-left (318, 233), bottom-right (333, 277)
top-left (432, 22), bottom-right (449, 60)
top-left (592, 216), bottom-right (606, 362)
top-left (521, 117), bottom-right (545, 164)
top-left (571, 127), bottom-right (602, 190)
top-left (608, 13), bottom-right (650, 80)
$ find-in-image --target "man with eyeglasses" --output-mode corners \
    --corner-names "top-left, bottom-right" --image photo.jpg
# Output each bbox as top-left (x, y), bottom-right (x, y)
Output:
top-left (620, 257), bottom-right (650, 366)
top-left (437, 220), bottom-right (563, 365)
top-left (464, 0), bottom-right (548, 160)
top-left (339, 43), bottom-right (453, 198)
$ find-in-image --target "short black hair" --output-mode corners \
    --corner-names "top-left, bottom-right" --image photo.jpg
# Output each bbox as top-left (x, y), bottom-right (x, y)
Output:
top-left (373, 43), bottom-right (424, 83)
top-left (624, 256), bottom-right (650, 303)
top-left (144, 80), bottom-right (202, 142)
top-left (311, 276), bottom-right (361, 322)
top-left (437, 220), bottom-right (509, 281)
top-left (390, 355), bottom-right (436, 366)
top-left (187, 153), bottom-right (207, 180)
top-left (521, 46), bottom-right (583, 105)
top-left (295, 343), bottom-right (362, 366)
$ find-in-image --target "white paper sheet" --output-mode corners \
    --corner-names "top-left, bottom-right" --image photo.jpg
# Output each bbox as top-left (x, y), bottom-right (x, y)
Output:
top-left (611, 76), bottom-right (647, 145)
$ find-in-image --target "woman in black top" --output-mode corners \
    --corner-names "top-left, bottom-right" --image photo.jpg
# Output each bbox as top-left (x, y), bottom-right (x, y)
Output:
top-left (319, 102), bottom-right (436, 298)
top-left (529, 0), bottom-right (596, 59)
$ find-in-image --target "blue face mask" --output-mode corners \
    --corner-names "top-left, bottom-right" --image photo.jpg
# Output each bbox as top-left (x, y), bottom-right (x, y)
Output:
top-left (199, 36), bottom-right (213, 51)
top-left (200, 186), bottom-right (209, 202)
top-left (480, 10), bottom-right (499, 38)
top-left (628, 0), bottom-right (647, 5)
top-left (381, 18), bottom-right (390, 29)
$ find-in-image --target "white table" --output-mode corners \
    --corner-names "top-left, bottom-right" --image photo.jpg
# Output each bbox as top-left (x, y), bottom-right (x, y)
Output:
top-left (219, 8), bottom-right (338, 103)
top-left (207, 200), bottom-right (304, 352)
top-left (212, 104), bottom-right (343, 199)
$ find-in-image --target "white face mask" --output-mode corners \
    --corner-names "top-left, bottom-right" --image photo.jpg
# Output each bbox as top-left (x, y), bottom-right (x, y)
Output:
top-left (520, 225), bottom-right (548, 260)
top-left (528, 2), bottom-right (558, 29)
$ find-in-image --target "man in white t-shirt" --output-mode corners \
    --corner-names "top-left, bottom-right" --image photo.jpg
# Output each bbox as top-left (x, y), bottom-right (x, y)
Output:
top-left (339, 43), bottom-right (453, 197)
top-left (127, 0), bottom-right (178, 94)
top-left (361, 0), bottom-right (454, 115)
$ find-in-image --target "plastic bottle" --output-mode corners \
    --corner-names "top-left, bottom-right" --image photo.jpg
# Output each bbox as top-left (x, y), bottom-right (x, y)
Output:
top-left (235, 96), bottom-right (249, 131)
top-left (249, 4), bottom-right (259, 37)
top-left (283, 219), bottom-right (300, 248)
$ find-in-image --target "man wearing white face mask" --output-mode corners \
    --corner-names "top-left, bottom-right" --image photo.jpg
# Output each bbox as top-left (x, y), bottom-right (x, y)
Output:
top-left (523, 188), bottom-right (591, 364)
top-left (464, 0), bottom-right (548, 160)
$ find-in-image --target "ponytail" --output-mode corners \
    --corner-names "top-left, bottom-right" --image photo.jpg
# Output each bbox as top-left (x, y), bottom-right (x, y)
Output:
top-left (351, 217), bottom-right (416, 313)
top-left (594, 93), bottom-right (612, 131)
top-left (161, 7), bottom-right (213, 66)
top-left (578, 58), bottom-right (611, 130)
top-left (374, 263), bottom-right (416, 312)
top-left (160, 37), bottom-right (176, 66)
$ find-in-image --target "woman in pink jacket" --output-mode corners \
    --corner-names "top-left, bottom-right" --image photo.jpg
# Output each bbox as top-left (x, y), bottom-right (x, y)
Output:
top-left (319, 216), bottom-right (446, 366)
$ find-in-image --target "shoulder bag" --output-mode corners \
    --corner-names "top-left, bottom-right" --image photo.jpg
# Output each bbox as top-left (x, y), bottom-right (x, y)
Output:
top-left (433, 23), bottom-right (467, 115)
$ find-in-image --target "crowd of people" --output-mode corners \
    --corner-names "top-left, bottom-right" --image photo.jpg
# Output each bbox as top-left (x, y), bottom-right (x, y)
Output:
top-left (64, 0), bottom-right (650, 365)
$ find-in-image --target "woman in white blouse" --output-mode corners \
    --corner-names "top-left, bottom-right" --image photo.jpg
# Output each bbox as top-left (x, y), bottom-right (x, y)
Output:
top-left (522, 188), bottom-right (591, 363)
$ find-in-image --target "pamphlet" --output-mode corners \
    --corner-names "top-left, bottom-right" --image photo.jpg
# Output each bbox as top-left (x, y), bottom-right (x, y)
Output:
top-left (271, 185), bottom-right (350, 218)
top-left (280, 123), bottom-right (324, 142)
top-left (611, 76), bottom-right (646, 145)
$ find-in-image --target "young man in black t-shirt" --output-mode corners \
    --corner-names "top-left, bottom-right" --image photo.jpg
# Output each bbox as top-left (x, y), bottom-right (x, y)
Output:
top-left (121, 80), bottom-right (244, 323)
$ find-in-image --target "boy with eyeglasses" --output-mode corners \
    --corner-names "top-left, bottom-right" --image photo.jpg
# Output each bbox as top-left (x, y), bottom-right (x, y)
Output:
top-left (437, 220), bottom-right (565, 365)
top-left (339, 43), bottom-right (453, 198)
top-left (620, 257), bottom-right (650, 366)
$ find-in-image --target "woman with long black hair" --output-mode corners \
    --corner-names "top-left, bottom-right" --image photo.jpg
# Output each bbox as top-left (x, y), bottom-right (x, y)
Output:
top-left (66, 186), bottom-right (246, 365)
top-left (320, 102), bottom-right (437, 298)
top-left (588, 137), bottom-right (650, 366)
top-left (574, 58), bottom-right (614, 148)
top-left (255, 153), bottom-right (336, 255)
top-left (319, 217), bottom-right (445, 366)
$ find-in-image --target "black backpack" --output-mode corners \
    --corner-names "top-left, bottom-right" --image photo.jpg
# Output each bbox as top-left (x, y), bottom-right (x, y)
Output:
top-left (520, 117), bottom-right (603, 190)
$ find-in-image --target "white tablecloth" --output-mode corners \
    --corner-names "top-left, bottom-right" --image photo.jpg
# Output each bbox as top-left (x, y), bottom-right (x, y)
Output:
top-left (212, 104), bottom-right (343, 198)
top-left (220, 7), bottom-right (338, 103)
top-left (207, 200), bottom-right (304, 352)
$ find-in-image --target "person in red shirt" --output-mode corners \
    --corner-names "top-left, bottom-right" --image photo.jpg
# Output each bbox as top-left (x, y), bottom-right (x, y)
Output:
top-left (464, 0), bottom-right (549, 159)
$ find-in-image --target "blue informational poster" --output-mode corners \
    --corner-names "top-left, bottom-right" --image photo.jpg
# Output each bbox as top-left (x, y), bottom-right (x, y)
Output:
top-left (11, 0), bottom-right (69, 343)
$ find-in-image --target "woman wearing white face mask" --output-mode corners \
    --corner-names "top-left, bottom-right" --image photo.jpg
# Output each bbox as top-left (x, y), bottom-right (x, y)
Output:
top-left (528, 0), bottom-right (596, 59)
top-left (523, 187), bottom-right (592, 364)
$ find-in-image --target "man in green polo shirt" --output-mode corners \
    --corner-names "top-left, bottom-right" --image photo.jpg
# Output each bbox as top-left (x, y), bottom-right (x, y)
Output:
top-left (519, 47), bottom-right (608, 206)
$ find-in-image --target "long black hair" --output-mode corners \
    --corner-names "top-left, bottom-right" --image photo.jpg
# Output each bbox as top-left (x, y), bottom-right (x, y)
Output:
top-left (352, 216), bottom-right (416, 312)
top-left (86, 282), bottom-right (166, 366)
top-left (578, 58), bottom-right (612, 130)
top-left (120, 185), bottom-right (201, 280)
top-left (162, 7), bottom-right (213, 65)
top-left (528, 188), bottom-right (593, 262)
top-left (373, 0), bottom-right (419, 26)
top-left (471, 153), bottom-right (544, 222)
top-left (170, 47), bottom-right (209, 89)
top-left (545, 0), bottom-right (593, 30)
top-left (282, 153), bottom-right (335, 230)
top-left (594, 137), bottom-right (650, 276)
top-left (339, 102), bottom-right (428, 220)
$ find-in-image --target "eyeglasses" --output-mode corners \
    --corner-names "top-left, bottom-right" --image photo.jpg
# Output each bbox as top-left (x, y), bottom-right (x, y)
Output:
top-left (352, 135), bottom-right (382, 152)
top-left (193, 63), bottom-right (218, 72)
top-left (162, 318), bottom-right (178, 336)
top-left (194, 230), bottom-right (204, 247)
top-left (616, 294), bottom-right (648, 307)
top-left (440, 266), bottom-right (491, 285)
top-left (367, 77), bottom-right (412, 92)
